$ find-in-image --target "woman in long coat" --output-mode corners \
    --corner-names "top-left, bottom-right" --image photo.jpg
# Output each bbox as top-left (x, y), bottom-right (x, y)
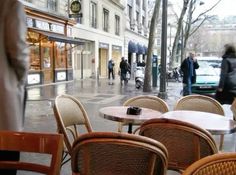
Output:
top-left (0, 0), bottom-right (29, 131)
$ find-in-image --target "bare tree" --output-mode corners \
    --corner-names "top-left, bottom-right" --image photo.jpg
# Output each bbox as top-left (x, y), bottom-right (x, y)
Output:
top-left (182, 0), bottom-right (222, 60)
top-left (170, 0), bottom-right (190, 69)
top-left (170, 0), bottom-right (222, 67)
top-left (143, 0), bottom-right (161, 92)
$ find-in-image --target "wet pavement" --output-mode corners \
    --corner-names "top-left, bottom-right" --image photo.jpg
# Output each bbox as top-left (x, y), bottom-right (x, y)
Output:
top-left (23, 78), bottom-right (235, 175)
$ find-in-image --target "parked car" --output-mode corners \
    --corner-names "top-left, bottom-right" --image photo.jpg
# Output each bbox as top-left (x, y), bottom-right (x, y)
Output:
top-left (191, 57), bottom-right (222, 96)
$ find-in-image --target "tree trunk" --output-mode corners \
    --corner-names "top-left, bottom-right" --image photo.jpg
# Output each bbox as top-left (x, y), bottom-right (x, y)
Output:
top-left (143, 0), bottom-right (161, 92)
top-left (170, 0), bottom-right (189, 68)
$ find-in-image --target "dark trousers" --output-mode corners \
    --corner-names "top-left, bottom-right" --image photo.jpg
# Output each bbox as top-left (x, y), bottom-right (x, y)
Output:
top-left (108, 69), bottom-right (114, 80)
top-left (0, 151), bottom-right (20, 175)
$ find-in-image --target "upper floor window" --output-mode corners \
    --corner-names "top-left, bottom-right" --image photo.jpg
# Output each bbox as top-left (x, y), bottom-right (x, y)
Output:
top-left (128, 5), bottom-right (132, 21)
top-left (90, 1), bottom-right (97, 28)
top-left (136, 11), bottom-right (139, 24)
top-left (103, 8), bottom-right (109, 32)
top-left (47, 0), bottom-right (57, 11)
top-left (142, 16), bottom-right (145, 26)
top-left (115, 15), bottom-right (120, 35)
top-left (136, 0), bottom-right (140, 6)
top-left (142, 0), bottom-right (146, 10)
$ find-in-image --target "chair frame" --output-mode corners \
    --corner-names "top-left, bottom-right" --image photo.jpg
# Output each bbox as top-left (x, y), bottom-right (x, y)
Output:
top-left (182, 153), bottom-right (236, 175)
top-left (119, 95), bottom-right (169, 132)
top-left (71, 132), bottom-right (168, 175)
top-left (174, 94), bottom-right (225, 150)
top-left (231, 98), bottom-right (236, 121)
top-left (53, 94), bottom-right (93, 165)
top-left (0, 131), bottom-right (63, 175)
top-left (136, 118), bottom-right (218, 173)
top-left (174, 94), bottom-right (225, 115)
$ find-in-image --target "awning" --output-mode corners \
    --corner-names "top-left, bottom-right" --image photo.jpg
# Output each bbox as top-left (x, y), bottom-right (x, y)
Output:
top-left (137, 43), bottom-right (145, 55)
top-left (30, 30), bottom-right (85, 45)
top-left (128, 41), bottom-right (138, 53)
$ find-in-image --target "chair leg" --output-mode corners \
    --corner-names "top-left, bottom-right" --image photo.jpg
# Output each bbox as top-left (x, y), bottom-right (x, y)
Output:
top-left (219, 135), bottom-right (224, 151)
top-left (61, 151), bottom-right (71, 167)
top-left (118, 122), bottom-right (123, 132)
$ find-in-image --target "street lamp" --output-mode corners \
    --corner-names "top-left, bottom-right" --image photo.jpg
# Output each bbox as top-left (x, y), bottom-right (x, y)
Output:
top-left (168, 23), bottom-right (172, 57)
top-left (158, 0), bottom-right (168, 99)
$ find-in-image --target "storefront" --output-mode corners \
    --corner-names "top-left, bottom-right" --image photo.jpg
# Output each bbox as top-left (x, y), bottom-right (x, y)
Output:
top-left (99, 42), bottom-right (109, 77)
top-left (25, 8), bottom-right (84, 86)
top-left (112, 45), bottom-right (122, 76)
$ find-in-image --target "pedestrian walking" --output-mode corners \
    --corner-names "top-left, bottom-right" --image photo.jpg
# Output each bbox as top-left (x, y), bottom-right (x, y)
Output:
top-left (215, 44), bottom-right (236, 104)
top-left (0, 0), bottom-right (29, 174)
top-left (119, 57), bottom-right (129, 85)
top-left (108, 59), bottom-right (115, 85)
top-left (180, 52), bottom-right (199, 96)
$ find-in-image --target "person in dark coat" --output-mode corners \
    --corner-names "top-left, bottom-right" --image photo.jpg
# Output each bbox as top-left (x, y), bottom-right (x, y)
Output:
top-left (119, 57), bottom-right (129, 85)
top-left (108, 59), bottom-right (115, 80)
top-left (180, 52), bottom-right (199, 96)
top-left (215, 44), bottom-right (236, 104)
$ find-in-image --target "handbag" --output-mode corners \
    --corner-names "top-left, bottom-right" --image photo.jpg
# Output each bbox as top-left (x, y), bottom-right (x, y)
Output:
top-left (126, 72), bottom-right (130, 80)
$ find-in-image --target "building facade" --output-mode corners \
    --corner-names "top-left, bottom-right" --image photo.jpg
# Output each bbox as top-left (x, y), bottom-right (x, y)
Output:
top-left (21, 0), bottom-right (151, 85)
top-left (124, 0), bottom-right (149, 75)
top-left (72, 0), bottom-right (125, 79)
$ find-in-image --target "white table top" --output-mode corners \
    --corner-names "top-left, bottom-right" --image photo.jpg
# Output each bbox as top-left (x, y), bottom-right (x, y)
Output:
top-left (162, 110), bottom-right (236, 135)
top-left (99, 106), bottom-right (162, 124)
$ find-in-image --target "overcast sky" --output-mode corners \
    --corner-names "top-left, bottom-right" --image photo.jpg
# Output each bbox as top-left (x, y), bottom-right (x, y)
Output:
top-left (169, 0), bottom-right (235, 19)
top-left (200, 0), bottom-right (235, 18)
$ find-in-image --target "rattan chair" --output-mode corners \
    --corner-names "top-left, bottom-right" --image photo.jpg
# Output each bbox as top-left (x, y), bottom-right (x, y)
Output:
top-left (118, 95), bottom-right (169, 132)
top-left (71, 132), bottom-right (168, 175)
top-left (0, 131), bottom-right (63, 175)
top-left (53, 94), bottom-right (93, 165)
top-left (182, 152), bottom-right (236, 175)
top-left (230, 98), bottom-right (236, 121)
top-left (136, 118), bottom-right (218, 173)
top-left (174, 94), bottom-right (225, 150)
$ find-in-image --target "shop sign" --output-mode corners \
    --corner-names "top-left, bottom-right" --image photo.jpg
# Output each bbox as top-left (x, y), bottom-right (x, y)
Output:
top-left (28, 74), bottom-right (41, 85)
top-left (112, 45), bottom-right (122, 51)
top-left (57, 72), bottom-right (66, 81)
top-left (99, 42), bottom-right (109, 49)
top-left (26, 17), bottom-right (64, 34)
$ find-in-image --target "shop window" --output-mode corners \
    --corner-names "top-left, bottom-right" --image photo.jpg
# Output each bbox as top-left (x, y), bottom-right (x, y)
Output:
top-left (29, 45), bottom-right (40, 70)
top-left (27, 31), bottom-right (41, 70)
top-left (67, 46), bottom-right (72, 68)
top-left (41, 40), bottom-right (53, 69)
top-left (55, 42), bottom-right (66, 68)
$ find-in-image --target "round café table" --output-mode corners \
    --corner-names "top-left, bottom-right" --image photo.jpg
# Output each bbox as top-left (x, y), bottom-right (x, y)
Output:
top-left (161, 110), bottom-right (236, 135)
top-left (99, 106), bottom-right (162, 133)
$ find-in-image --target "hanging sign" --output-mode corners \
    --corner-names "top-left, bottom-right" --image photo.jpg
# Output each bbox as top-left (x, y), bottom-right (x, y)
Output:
top-left (69, 0), bottom-right (83, 18)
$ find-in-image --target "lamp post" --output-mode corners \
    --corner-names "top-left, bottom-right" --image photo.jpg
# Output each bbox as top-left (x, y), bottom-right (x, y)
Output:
top-left (168, 23), bottom-right (172, 58)
top-left (158, 0), bottom-right (168, 99)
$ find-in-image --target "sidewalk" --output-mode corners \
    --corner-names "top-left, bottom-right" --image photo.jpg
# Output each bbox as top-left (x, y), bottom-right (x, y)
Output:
top-left (24, 78), bottom-right (183, 174)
